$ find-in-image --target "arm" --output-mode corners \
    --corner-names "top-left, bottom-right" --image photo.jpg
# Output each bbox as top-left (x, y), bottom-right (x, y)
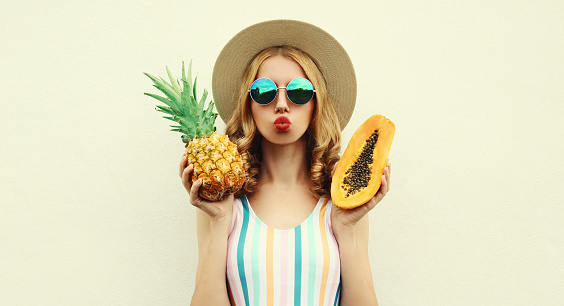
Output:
top-left (332, 161), bottom-right (391, 306)
top-left (334, 215), bottom-right (378, 305)
top-left (191, 209), bottom-right (231, 306)
top-left (180, 155), bottom-right (232, 306)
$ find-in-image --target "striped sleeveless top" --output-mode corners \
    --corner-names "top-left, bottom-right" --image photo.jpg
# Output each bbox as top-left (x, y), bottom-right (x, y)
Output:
top-left (226, 195), bottom-right (341, 306)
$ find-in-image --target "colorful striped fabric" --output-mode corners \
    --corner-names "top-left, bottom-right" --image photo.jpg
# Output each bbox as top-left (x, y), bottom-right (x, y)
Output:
top-left (226, 196), bottom-right (341, 306)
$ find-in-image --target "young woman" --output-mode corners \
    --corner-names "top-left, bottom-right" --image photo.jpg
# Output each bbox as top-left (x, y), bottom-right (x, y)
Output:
top-left (180, 20), bottom-right (391, 306)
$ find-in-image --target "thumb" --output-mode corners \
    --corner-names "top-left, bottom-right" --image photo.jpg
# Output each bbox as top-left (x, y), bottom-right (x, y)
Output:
top-left (331, 161), bottom-right (339, 177)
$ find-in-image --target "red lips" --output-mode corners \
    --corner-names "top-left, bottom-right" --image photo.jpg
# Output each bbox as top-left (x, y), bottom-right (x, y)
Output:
top-left (274, 116), bottom-right (291, 131)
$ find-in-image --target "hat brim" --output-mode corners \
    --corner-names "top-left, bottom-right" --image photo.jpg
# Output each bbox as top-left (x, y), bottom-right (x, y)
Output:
top-left (212, 19), bottom-right (356, 130)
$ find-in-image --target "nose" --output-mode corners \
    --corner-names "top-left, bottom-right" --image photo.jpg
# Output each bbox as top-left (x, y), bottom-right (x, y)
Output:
top-left (274, 89), bottom-right (289, 113)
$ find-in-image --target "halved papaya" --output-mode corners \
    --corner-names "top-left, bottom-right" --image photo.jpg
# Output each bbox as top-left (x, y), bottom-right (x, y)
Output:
top-left (331, 115), bottom-right (395, 209)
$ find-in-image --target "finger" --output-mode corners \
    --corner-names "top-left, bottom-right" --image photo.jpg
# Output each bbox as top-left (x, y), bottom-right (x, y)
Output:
top-left (182, 164), bottom-right (194, 190)
top-left (356, 195), bottom-right (379, 216)
top-left (189, 178), bottom-right (203, 207)
top-left (383, 166), bottom-right (390, 191)
top-left (179, 154), bottom-right (188, 177)
top-left (331, 161), bottom-right (339, 177)
top-left (188, 179), bottom-right (219, 218)
top-left (367, 196), bottom-right (379, 211)
top-left (388, 161), bottom-right (391, 186)
top-left (380, 173), bottom-right (388, 195)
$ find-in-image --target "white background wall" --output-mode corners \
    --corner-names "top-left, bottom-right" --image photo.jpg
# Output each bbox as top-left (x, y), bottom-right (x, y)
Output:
top-left (2, 0), bottom-right (563, 305)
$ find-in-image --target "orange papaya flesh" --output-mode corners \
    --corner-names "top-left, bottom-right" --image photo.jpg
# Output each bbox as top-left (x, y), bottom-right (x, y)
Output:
top-left (331, 115), bottom-right (395, 209)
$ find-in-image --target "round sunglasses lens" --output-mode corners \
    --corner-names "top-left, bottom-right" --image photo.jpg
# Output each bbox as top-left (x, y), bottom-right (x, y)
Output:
top-left (286, 78), bottom-right (314, 105)
top-left (250, 78), bottom-right (277, 105)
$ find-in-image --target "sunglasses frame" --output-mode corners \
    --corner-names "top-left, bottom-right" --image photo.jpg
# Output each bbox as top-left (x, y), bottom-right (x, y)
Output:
top-left (249, 77), bottom-right (316, 105)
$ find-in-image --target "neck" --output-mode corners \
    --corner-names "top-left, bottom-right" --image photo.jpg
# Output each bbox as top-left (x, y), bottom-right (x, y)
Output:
top-left (258, 136), bottom-right (311, 187)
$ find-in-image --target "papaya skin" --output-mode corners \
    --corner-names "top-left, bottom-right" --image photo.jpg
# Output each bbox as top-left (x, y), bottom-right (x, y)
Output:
top-left (331, 115), bottom-right (395, 209)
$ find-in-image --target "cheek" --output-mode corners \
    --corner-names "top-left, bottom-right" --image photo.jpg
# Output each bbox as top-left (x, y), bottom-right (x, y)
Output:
top-left (310, 100), bottom-right (316, 118)
top-left (302, 101), bottom-right (316, 124)
top-left (250, 102), bottom-right (261, 123)
top-left (250, 103), bottom-right (268, 129)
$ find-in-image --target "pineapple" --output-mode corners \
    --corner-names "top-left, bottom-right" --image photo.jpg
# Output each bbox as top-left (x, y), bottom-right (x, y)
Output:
top-left (144, 61), bottom-right (245, 201)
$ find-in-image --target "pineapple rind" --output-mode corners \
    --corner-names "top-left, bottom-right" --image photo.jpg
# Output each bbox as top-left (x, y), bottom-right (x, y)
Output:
top-left (185, 133), bottom-right (245, 201)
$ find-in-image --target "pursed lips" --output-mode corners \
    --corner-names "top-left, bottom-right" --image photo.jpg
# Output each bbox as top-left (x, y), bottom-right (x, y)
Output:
top-left (274, 116), bottom-right (291, 131)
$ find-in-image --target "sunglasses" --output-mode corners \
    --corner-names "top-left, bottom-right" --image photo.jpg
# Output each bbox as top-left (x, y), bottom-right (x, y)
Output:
top-left (249, 78), bottom-right (316, 105)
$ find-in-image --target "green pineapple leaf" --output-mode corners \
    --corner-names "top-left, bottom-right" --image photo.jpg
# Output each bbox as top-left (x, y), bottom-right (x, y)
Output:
top-left (144, 92), bottom-right (175, 109)
top-left (192, 75), bottom-right (198, 100)
top-left (166, 66), bottom-right (181, 94)
top-left (199, 89), bottom-right (208, 109)
top-left (144, 60), bottom-right (218, 143)
top-left (155, 105), bottom-right (174, 116)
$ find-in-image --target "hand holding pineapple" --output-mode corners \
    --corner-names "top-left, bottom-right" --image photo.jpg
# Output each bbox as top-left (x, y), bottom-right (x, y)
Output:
top-left (180, 155), bottom-right (234, 226)
top-left (144, 61), bottom-right (246, 202)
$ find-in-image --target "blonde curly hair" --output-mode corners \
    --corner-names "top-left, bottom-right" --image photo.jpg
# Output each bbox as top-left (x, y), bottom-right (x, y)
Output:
top-left (225, 46), bottom-right (341, 198)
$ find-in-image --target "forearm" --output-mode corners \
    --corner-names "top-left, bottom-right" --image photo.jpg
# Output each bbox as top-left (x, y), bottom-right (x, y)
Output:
top-left (191, 223), bottom-right (231, 306)
top-left (337, 226), bottom-right (378, 306)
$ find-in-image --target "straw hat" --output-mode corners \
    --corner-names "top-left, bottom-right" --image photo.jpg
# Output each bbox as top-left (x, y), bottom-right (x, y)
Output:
top-left (212, 19), bottom-right (356, 130)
